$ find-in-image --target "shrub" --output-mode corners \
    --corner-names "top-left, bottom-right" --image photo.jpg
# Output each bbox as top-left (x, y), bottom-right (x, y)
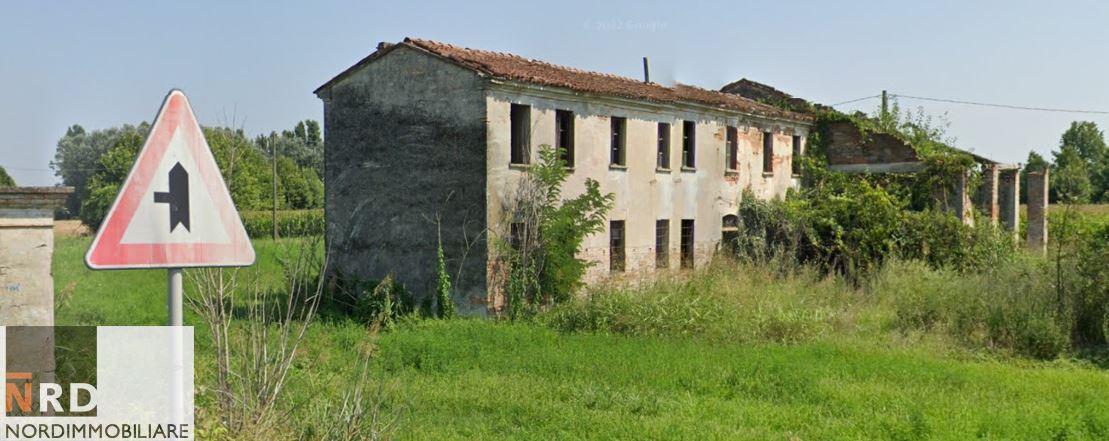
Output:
top-left (241, 209), bottom-right (324, 238)
top-left (497, 145), bottom-right (614, 316)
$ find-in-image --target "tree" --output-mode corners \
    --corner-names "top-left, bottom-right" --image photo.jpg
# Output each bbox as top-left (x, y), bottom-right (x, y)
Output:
top-left (1020, 151), bottom-right (1049, 203)
top-left (1057, 121), bottom-right (1108, 202)
top-left (1052, 143), bottom-right (1091, 203)
top-left (0, 166), bottom-right (15, 187)
top-left (255, 120), bottom-right (323, 178)
top-left (52, 124), bottom-right (149, 216)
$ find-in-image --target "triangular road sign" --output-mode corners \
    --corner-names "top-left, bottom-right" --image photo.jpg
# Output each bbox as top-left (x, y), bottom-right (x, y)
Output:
top-left (86, 90), bottom-right (255, 269)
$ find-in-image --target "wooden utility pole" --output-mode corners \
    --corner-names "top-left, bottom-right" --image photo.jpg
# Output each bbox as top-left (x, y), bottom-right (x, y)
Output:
top-left (880, 90), bottom-right (888, 118)
top-left (271, 134), bottom-right (279, 240)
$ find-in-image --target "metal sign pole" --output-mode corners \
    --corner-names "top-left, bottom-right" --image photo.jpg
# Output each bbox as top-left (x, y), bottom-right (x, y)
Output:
top-left (167, 268), bottom-right (183, 326)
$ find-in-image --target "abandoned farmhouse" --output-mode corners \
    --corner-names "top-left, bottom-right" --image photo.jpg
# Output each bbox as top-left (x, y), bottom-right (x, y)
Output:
top-left (314, 38), bottom-right (1042, 314)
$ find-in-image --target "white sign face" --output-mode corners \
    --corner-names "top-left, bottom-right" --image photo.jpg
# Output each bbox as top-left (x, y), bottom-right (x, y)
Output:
top-left (85, 90), bottom-right (255, 269)
top-left (119, 128), bottom-right (231, 245)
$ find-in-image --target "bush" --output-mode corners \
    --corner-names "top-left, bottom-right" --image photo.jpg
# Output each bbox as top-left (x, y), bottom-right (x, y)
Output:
top-left (241, 209), bottom-right (324, 238)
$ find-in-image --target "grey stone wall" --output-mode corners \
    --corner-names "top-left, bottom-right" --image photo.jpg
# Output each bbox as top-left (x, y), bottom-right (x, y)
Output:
top-left (318, 46), bottom-right (488, 314)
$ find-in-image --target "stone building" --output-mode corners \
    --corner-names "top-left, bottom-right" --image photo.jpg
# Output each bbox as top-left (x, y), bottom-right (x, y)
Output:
top-left (315, 38), bottom-right (813, 313)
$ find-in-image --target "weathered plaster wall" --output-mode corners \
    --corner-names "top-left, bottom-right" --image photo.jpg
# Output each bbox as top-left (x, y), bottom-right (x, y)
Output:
top-left (0, 188), bottom-right (71, 326)
top-left (485, 85), bottom-right (807, 298)
top-left (318, 46), bottom-right (489, 313)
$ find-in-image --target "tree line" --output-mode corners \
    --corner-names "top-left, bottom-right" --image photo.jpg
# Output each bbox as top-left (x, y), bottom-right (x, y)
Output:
top-left (50, 120), bottom-right (324, 228)
top-left (1024, 121), bottom-right (1109, 204)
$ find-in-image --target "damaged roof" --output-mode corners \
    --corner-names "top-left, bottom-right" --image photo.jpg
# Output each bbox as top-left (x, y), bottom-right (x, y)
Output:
top-left (315, 38), bottom-right (812, 123)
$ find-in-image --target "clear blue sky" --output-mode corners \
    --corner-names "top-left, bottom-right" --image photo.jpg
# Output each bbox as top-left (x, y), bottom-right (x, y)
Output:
top-left (3, 0), bottom-right (1109, 185)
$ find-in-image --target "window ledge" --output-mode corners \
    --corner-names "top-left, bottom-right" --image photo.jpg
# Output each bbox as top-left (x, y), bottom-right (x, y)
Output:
top-left (681, 166), bottom-right (697, 173)
top-left (762, 171), bottom-right (775, 177)
top-left (509, 163), bottom-right (532, 170)
top-left (725, 170), bottom-right (739, 177)
top-left (656, 167), bottom-right (672, 173)
top-left (609, 164), bottom-right (628, 171)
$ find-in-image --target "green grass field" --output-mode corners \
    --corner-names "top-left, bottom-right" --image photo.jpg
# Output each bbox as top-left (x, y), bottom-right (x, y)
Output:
top-left (53, 235), bottom-right (1109, 440)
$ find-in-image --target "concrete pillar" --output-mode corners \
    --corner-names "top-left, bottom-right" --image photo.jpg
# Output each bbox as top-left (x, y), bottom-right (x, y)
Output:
top-left (1027, 170), bottom-right (1049, 253)
top-left (998, 169), bottom-right (1020, 241)
top-left (978, 164), bottom-right (1000, 226)
top-left (947, 170), bottom-right (973, 226)
top-left (0, 187), bottom-right (72, 326)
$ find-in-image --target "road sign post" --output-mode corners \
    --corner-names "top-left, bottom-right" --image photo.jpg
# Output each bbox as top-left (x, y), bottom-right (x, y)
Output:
top-left (168, 268), bottom-right (183, 326)
top-left (86, 89), bottom-right (255, 325)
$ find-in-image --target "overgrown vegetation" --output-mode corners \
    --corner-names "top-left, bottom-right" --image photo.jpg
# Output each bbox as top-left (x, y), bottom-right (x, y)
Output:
top-left (497, 145), bottom-right (614, 318)
top-left (0, 165), bottom-right (15, 187)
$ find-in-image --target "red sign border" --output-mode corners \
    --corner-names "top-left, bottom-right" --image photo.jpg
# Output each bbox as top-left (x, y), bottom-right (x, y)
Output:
top-left (85, 90), bottom-right (255, 269)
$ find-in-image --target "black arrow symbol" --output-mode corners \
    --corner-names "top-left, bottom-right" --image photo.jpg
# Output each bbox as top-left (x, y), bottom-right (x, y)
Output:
top-left (153, 162), bottom-right (191, 232)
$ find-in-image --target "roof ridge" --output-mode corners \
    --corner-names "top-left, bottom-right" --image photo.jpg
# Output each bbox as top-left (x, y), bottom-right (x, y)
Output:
top-left (318, 37), bottom-right (812, 122)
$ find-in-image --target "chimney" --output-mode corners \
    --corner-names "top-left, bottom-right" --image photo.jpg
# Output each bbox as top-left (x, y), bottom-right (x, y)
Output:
top-left (642, 57), bottom-right (650, 83)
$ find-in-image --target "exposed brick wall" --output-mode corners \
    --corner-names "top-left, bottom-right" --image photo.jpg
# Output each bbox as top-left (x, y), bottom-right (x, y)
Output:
top-left (824, 120), bottom-right (920, 166)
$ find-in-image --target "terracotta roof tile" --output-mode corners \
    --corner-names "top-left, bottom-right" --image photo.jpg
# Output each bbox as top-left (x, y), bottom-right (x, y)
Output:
top-left (317, 38), bottom-right (812, 123)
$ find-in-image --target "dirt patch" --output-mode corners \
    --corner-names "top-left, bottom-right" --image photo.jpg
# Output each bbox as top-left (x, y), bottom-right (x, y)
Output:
top-left (54, 220), bottom-right (90, 237)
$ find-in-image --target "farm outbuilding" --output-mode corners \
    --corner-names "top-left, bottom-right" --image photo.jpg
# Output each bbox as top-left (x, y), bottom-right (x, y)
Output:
top-left (315, 38), bottom-right (815, 313)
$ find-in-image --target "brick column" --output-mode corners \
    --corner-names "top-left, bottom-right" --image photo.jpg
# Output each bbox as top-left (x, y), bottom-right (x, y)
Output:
top-left (0, 187), bottom-right (72, 326)
top-left (998, 169), bottom-right (1020, 242)
top-left (1027, 170), bottom-right (1049, 253)
top-left (978, 164), bottom-right (1000, 226)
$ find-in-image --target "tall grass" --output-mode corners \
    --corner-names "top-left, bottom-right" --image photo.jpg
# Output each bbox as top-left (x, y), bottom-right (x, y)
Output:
top-left (542, 258), bottom-right (877, 345)
top-left (542, 252), bottom-right (1105, 361)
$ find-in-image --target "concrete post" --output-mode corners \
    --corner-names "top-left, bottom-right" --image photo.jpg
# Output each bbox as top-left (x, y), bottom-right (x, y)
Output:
top-left (1027, 170), bottom-right (1049, 253)
top-left (998, 169), bottom-right (1020, 242)
top-left (949, 170), bottom-right (973, 226)
top-left (0, 187), bottom-right (72, 326)
top-left (978, 164), bottom-right (1000, 226)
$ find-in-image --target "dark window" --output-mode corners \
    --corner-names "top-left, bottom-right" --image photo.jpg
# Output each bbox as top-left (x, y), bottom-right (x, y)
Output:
top-left (610, 117), bottom-right (627, 166)
top-left (509, 222), bottom-right (526, 251)
top-left (510, 104), bottom-right (531, 165)
top-left (556, 109), bottom-right (575, 167)
top-left (762, 131), bottom-right (774, 174)
top-left (791, 135), bottom-right (802, 175)
top-left (682, 121), bottom-right (696, 168)
top-left (722, 215), bottom-right (739, 254)
top-left (726, 126), bottom-right (738, 172)
top-left (657, 123), bottom-right (671, 169)
top-left (610, 220), bottom-right (625, 273)
top-left (655, 219), bottom-right (669, 269)
top-left (680, 219), bottom-right (694, 269)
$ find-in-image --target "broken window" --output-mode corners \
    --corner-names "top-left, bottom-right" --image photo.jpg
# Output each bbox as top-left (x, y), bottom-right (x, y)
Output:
top-left (611, 117), bottom-right (627, 166)
top-left (657, 123), bottom-right (671, 169)
top-left (510, 104), bottom-right (531, 165)
top-left (655, 219), bottom-right (669, 269)
top-left (762, 131), bottom-right (774, 174)
top-left (791, 135), bottom-right (802, 176)
top-left (556, 109), bottom-right (575, 168)
top-left (726, 126), bottom-right (738, 172)
top-left (682, 120), bottom-right (696, 168)
top-left (680, 219), bottom-right (694, 269)
top-left (610, 220), bottom-right (625, 273)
